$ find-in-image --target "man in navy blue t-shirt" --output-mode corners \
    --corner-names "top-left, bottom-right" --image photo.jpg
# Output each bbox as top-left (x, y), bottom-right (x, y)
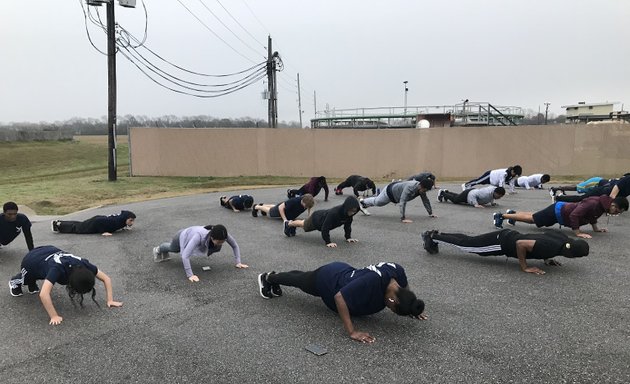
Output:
top-left (257, 261), bottom-right (427, 343)
top-left (0, 201), bottom-right (34, 250)
top-left (220, 195), bottom-right (254, 212)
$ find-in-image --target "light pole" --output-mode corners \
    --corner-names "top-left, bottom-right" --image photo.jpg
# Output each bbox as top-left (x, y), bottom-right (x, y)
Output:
top-left (87, 0), bottom-right (136, 181)
top-left (403, 81), bottom-right (408, 116)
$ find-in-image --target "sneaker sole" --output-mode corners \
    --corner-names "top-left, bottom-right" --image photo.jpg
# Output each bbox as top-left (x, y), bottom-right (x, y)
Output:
top-left (9, 282), bottom-right (22, 297)
top-left (257, 274), bottom-right (272, 299)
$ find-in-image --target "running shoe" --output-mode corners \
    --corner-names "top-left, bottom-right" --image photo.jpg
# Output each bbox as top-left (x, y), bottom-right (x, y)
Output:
top-left (493, 212), bottom-right (504, 228)
top-left (257, 273), bottom-right (273, 299)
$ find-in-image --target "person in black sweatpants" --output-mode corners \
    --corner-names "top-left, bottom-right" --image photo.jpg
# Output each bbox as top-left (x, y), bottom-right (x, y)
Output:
top-left (52, 210), bottom-right (136, 236)
top-left (421, 229), bottom-right (589, 275)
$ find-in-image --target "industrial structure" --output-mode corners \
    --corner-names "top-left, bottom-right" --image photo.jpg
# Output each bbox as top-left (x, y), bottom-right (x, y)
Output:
top-left (310, 101), bottom-right (524, 129)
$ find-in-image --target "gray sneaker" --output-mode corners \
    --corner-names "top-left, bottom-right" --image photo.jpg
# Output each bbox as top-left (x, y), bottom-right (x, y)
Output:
top-left (153, 246), bottom-right (170, 262)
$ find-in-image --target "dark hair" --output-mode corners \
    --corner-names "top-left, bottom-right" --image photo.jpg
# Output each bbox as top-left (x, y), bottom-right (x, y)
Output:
top-left (205, 224), bottom-right (228, 240)
top-left (67, 265), bottom-right (99, 309)
top-left (243, 196), bottom-right (254, 209)
top-left (3, 201), bottom-right (18, 212)
top-left (541, 174), bottom-right (551, 183)
top-left (612, 196), bottom-right (629, 212)
top-left (219, 196), bottom-right (227, 207)
top-left (419, 178), bottom-right (434, 191)
top-left (493, 186), bottom-right (506, 196)
top-left (512, 165), bottom-right (523, 176)
top-left (394, 287), bottom-right (425, 317)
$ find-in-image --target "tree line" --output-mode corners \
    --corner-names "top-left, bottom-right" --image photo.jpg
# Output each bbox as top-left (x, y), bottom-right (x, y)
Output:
top-left (0, 115), bottom-right (302, 135)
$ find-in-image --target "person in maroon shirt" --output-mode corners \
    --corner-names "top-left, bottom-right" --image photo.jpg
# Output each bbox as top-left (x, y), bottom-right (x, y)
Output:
top-left (287, 176), bottom-right (329, 201)
top-left (493, 195), bottom-right (628, 239)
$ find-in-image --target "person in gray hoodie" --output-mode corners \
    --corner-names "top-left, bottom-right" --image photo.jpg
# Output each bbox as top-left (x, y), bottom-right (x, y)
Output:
top-left (359, 179), bottom-right (435, 223)
top-left (152, 224), bottom-right (248, 282)
top-left (437, 186), bottom-right (505, 208)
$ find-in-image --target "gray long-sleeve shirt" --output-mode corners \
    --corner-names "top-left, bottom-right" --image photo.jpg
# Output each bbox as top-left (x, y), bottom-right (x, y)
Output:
top-left (388, 181), bottom-right (432, 219)
top-left (179, 226), bottom-right (241, 278)
top-left (467, 186), bottom-right (496, 206)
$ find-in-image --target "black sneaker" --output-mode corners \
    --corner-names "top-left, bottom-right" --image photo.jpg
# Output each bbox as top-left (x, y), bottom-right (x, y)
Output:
top-left (268, 271), bottom-right (283, 297)
top-left (257, 273), bottom-right (273, 299)
top-left (505, 209), bottom-right (516, 226)
top-left (421, 231), bottom-right (439, 254)
top-left (283, 221), bottom-right (292, 237)
top-left (287, 189), bottom-right (293, 199)
top-left (289, 225), bottom-right (297, 237)
top-left (252, 205), bottom-right (258, 217)
top-left (27, 283), bottom-right (40, 294)
top-left (437, 189), bottom-right (445, 203)
top-left (335, 188), bottom-right (343, 195)
top-left (9, 281), bottom-right (23, 297)
top-left (51, 220), bottom-right (60, 233)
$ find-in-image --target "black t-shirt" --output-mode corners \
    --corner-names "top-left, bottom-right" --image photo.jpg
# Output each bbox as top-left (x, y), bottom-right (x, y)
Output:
top-left (0, 213), bottom-right (32, 244)
top-left (498, 229), bottom-right (567, 259)
top-left (276, 197), bottom-right (306, 220)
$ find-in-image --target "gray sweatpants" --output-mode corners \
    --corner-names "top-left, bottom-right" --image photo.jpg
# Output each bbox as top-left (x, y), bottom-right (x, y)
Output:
top-left (158, 230), bottom-right (183, 254)
top-left (362, 188), bottom-right (392, 207)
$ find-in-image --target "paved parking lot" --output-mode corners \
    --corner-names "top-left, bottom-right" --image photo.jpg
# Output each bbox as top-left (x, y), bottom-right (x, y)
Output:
top-left (1, 184), bottom-right (628, 383)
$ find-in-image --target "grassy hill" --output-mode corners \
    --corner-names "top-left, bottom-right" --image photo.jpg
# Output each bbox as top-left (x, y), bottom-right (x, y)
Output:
top-left (0, 137), bottom-right (303, 215)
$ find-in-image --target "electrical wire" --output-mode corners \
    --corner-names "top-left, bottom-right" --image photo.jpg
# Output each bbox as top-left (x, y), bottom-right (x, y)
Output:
top-left (214, 0), bottom-right (266, 49)
top-left (79, 0), bottom-right (107, 55)
top-left (119, 43), bottom-right (266, 90)
top-left (118, 47), bottom-right (266, 98)
top-left (196, 0), bottom-right (264, 58)
top-left (118, 26), bottom-right (266, 78)
top-left (175, 0), bottom-right (262, 64)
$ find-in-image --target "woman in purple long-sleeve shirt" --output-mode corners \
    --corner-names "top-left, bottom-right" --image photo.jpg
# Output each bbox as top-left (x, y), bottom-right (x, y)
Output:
top-left (153, 224), bottom-right (248, 282)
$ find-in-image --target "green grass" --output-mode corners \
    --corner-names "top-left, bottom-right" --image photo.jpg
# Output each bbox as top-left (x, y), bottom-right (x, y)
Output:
top-left (0, 139), bottom-right (306, 215)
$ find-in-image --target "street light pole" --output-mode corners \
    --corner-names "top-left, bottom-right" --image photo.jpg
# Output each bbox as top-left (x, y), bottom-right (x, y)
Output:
top-left (403, 80), bottom-right (408, 116)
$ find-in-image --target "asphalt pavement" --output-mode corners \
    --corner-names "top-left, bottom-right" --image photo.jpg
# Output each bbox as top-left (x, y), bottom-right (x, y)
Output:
top-left (1, 184), bottom-right (628, 384)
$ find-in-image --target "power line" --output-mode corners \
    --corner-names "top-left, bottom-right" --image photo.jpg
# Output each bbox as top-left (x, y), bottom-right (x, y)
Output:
top-left (118, 26), bottom-right (265, 77)
top-left (118, 47), bottom-right (266, 98)
top-left (195, 0), bottom-right (264, 58)
top-left (214, 0), bottom-right (266, 49)
top-left (175, 0), bottom-right (261, 64)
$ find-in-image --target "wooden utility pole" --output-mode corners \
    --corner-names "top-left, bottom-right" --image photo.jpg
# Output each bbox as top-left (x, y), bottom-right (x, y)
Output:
top-left (544, 102), bottom-right (550, 125)
top-left (313, 90), bottom-right (317, 116)
top-left (266, 36), bottom-right (277, 128)
top-left (106, 1), bottom-right (117, 181)
top-left (297, 73), bottom-right (303, 128)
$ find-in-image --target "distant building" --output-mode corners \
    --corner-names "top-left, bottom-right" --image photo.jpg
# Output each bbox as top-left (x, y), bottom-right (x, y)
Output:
top-left (561, 101), bottom-right (629, 124)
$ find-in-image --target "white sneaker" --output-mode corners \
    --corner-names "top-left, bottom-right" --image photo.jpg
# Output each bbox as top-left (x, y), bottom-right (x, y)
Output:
top-left (359, 206), bottom-right (371, 216)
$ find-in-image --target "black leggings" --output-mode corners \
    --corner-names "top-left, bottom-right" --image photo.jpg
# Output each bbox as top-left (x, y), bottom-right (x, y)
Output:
top-left (266, 269), bottom-right (321, 297)
top-left (443, 189), bottom-right (471, 204)
top-left (432, 231), bottom-right (505, 256)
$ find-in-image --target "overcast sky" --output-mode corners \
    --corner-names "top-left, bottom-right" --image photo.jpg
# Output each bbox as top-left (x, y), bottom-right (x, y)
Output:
top-left (1, 0), bottom-right (629, 125)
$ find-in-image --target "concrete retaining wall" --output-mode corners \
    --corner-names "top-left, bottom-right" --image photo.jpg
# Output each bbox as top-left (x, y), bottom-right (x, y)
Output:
top-left (129, 124), bottom-right (630, 179)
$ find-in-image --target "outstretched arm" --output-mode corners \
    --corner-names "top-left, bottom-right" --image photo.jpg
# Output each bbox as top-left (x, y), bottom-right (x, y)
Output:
top-left (516, 239), bottom-right (545, 275)
top-left (95, 270), bottom-right (123, 308)
top-left (39, 280), bottom-right (62, 325)
top-left (23, 227), bottom-right (34, 250)
top-left (334, 292), bottom-right (375, 343)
